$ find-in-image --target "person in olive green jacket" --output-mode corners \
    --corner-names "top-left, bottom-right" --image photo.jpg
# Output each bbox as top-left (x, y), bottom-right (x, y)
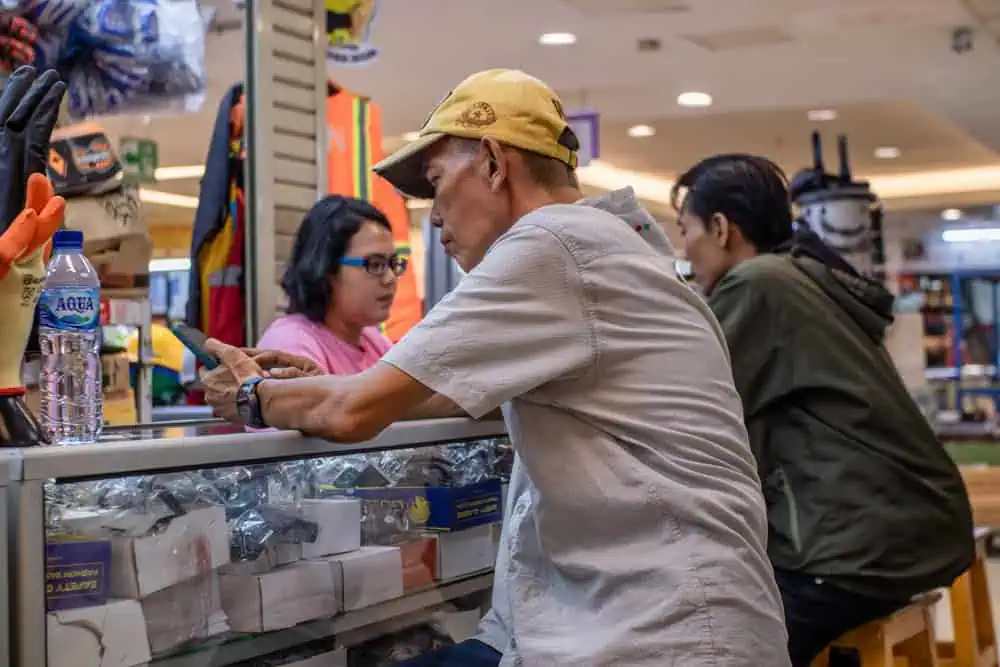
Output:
top-left (673, 153), bottom-right (974, 667)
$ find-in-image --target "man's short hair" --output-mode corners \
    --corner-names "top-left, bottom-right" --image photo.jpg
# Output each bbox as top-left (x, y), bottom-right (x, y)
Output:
top-left (450, 136), bottom-right (578, 189)
top-left (671, 154), bottom-right (793, 252)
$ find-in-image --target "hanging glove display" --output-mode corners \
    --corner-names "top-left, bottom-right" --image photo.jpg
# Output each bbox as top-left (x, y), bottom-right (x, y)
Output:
top-left (0, 65), bottom-right (65, 446)
top-left (0, 0), bottom-right (207, 119)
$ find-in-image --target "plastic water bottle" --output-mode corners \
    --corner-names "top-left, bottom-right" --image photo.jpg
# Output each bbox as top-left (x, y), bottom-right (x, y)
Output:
top-left (39, 230), bottom-right (103, 445)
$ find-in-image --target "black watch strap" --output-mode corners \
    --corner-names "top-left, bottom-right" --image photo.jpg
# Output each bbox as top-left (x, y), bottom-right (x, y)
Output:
top-left (237, 376), bottom-right (267, 428)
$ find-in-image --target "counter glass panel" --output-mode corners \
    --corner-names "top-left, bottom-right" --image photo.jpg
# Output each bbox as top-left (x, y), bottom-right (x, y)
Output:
top-left (15, 420), bottom-right (508, 667)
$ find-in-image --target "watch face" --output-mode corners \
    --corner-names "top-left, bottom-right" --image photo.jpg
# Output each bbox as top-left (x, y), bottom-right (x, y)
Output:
top-left (236, 381), bottom-right (254, 425)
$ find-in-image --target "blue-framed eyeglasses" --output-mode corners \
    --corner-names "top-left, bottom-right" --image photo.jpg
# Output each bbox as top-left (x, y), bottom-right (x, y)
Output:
top-left (341, 254), bottom-right (408, 277)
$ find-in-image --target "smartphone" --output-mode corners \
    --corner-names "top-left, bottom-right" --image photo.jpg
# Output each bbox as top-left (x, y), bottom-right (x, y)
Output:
top-left (169, 322), bottom-right (220, 370)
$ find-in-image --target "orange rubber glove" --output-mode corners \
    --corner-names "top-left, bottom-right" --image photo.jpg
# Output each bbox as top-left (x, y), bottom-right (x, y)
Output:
top-left (0, 173), bottom-right (65, 394)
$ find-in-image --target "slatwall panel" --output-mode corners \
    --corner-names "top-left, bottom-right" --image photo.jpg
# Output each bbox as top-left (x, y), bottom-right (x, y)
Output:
top-left (245, 0), bottom-right (327, 341)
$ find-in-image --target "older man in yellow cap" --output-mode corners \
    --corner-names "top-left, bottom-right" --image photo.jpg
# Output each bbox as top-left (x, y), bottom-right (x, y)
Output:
top-left (202, 69), bottom-right (791, 666)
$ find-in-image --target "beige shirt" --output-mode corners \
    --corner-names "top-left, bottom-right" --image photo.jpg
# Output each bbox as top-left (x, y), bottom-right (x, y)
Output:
top-left (383, 188), bottom-right (789, 666)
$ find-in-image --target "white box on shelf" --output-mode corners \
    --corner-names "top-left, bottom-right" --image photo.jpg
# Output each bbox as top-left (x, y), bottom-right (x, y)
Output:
top-left (220, 560), bottom-right (338, 633)
top-left (436, 524), bottom-right (496, 581)
top-left (298, 498), bottom-right (362, 559)
top-left (141, 573), bottom-right (228, 655)
top-left (318, 546), bottom-right (403, 611)
top-left (48, 599), bottom-right (151, 667)
top-left (109, 505), bottom-right (230, 599)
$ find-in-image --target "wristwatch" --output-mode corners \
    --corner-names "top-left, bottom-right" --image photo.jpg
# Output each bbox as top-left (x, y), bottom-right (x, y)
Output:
top-left (236, 376), bottom-right (267, 428)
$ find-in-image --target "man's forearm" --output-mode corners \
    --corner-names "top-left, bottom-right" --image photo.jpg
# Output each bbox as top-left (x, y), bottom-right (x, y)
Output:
top-left (258, 375), bottom-right (366, 441)
top-left (402, 394), bottom-right (467, 420)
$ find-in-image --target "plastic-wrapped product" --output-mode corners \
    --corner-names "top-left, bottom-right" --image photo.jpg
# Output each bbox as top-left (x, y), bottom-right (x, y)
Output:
top-left (8, 0), bottom-right (208, 118)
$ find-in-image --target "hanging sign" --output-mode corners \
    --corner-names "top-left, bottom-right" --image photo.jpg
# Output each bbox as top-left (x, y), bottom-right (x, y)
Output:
top-left (120, 137), bottom-right (158, 185)
top-left (566, 109), bottom-right (600, 167)
top-left (326, 0), bottom-right (381, 68)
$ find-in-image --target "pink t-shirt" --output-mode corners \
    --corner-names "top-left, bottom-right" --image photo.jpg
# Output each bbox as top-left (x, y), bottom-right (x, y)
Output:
top-left (257, 314), bottom-right (392, 375)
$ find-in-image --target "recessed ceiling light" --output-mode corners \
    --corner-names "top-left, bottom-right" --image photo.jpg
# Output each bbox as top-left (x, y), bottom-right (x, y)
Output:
top-left (942, 208), bottom-right (963, 221)
top-left (402, 131), bottom-right (421, 142)
top-left (539, 32), bottom-right (577, 46)
top-left (874, 146), bottom-right (901, 159)
top-left (808, 109), bottom-right (837, 122)
top-left (627, 124), bottom-right (656, 138)
top-left (677, 91), bottom-right (712, 108)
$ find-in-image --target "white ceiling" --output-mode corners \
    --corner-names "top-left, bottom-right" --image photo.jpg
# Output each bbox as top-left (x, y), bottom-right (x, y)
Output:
top-left (101, 0), bottom-right (1000, 223)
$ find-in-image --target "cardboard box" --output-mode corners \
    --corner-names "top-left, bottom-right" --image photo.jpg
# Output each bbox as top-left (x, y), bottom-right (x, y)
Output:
top-left (298, 498), bottom-right (361, 559)
top-left (108, 505), bottom-right (230, 599)
top-left (48, 599), bottom-right (151, 667)
top-left (141, 573), bottom-right (228, 655)
top-left (287, 648), bottom-right (348, 667)
top-left (352, 479), bottom-right (502, 533)
top-left (435, 524), bottom-right (496, 581)
top-left (318, 546), bottom-right (403, 611)
top-left (220, 561), bottom-right (337, 633)
top-left (101, 352), bottom-right (131, 395)
top-left (399, 538), bottom-right (436, 593)
top-left (46, 536), bottom-right (112, 611)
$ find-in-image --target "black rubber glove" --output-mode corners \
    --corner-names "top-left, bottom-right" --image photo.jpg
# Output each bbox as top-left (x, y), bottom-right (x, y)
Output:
top-left (0, 66), bottom-right (66, 233)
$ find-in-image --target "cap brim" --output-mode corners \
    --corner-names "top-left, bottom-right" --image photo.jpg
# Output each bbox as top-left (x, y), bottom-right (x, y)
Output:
top-left (372, 133), bottom-right (445, 200)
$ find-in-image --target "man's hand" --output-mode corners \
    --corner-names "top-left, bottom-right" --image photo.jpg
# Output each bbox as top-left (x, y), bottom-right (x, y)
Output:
top-left (200, 339), bottom-right (267, 423)
top-left (243, 349), bottom-right (321, 379)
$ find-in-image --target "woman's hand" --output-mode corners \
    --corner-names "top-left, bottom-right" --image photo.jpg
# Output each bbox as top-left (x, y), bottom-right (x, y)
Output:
top-left (201, 339), bottom-right (267, 422)
top-left (242, 348), bottom-right (322, 378)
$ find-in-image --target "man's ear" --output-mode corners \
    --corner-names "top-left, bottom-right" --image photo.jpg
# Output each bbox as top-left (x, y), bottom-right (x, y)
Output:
top-left (480, 137), bottom-right (507, 192)
top-left (710, 213), bottom-right (732, 248)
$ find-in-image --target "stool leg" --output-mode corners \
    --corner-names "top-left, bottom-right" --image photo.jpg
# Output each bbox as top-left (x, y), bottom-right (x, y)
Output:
top-left (895, 608), bottom-right (940, 667)
top-left (857, 632), bottom-right (893, 667)
top-left (951, 569), bottom-right (980, 667)
top-left (969, 557), bottom-right (997, 657)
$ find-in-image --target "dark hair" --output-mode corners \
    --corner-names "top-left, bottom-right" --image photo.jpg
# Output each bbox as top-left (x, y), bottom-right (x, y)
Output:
top-left (281, 195), bottom-right (392, 322)
top-left (671, 154), bottom-right (793, 252)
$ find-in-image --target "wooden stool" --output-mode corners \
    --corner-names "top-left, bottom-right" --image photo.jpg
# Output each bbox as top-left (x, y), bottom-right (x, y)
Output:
top-left (938, 528), bottom-right (998, 667)
top-left (812, 592), bottom-right (942, 667)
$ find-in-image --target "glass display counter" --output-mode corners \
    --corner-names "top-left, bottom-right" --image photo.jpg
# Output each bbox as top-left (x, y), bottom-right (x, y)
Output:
top-left (12, 419), bottom-right (509, 667)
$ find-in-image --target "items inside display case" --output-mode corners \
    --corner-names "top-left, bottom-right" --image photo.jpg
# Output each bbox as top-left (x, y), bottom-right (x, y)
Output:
top-left (41, 433), bottom-right (512, 666)
top-left (0, 0), bottom-right (209, 119)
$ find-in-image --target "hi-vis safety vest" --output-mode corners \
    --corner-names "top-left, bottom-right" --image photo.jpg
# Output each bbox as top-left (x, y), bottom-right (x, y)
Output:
top-left (327, 87), bottom-right (422, 342)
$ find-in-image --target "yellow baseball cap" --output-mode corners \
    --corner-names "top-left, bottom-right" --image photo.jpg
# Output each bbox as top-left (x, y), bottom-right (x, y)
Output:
top-left (373, 69), bottom-right (580, 199)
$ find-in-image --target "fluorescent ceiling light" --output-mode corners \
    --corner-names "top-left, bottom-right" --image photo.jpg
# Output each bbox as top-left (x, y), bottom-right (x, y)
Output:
top-left (154, 165), bottom-right (206, 181)
top-left (149, 257), bottom-right (192, 273)
top-left (867, 165), bottom-right (1000, 200)
top-left (677, 91), bottom-right (712, 108)
top-left (402, 131), bottom-right (421, 142)
top-left (139, 189), bottom-right (199, 209)
top-left (539, 32), bottom-right (577, 46)
top-left (627, 124), bottom-right (656, 138)
top-left (808, 109), bottom-right (837, 122)
top-left (874, 146), bottom-right (901, 160)
top-left (942, 227), bottom-right (1000, 243)
top-left (941, 208), bottom-right (963, 221)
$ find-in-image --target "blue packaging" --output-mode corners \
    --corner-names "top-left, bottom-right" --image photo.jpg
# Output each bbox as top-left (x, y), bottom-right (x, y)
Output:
top-left (351, 479), bottom-right (502, 532)
top-left (46, 536), bottom-right (112, 611)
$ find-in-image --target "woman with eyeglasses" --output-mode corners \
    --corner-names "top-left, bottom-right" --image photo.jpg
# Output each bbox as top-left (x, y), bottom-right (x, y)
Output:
top-left (257, 195), bottom-right (408, 375)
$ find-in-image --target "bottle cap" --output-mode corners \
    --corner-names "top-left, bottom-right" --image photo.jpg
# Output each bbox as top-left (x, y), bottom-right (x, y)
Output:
top-left (52, 229), bottom-right (83, 250)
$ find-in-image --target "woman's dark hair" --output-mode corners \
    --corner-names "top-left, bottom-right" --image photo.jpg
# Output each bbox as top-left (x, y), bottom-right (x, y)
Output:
top-left (670, 154), bottom-right (794, 252)
top-left (281, 195), bottom-right (392, 322)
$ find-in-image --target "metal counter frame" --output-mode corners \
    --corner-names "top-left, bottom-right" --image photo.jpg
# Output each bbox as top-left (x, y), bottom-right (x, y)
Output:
top-left (0, 451), bottom-right (17, 667)
top-left (12, 418), bottom-right (506, 666)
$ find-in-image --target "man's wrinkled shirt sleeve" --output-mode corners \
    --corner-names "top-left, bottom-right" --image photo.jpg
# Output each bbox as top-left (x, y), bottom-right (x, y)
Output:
top-left (382, 223), bottom-right (596, 419)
